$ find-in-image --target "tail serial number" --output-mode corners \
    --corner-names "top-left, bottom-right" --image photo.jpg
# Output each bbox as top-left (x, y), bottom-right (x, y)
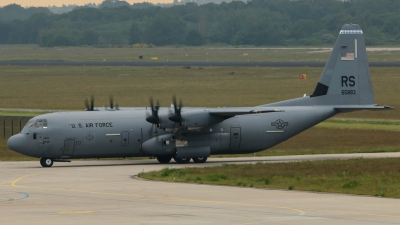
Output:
top-left (342, 90), bottom-right (356, 95)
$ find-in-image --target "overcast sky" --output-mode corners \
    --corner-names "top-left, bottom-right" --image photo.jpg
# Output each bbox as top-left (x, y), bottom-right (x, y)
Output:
top-left (1, 1), bottom-right (172, 7)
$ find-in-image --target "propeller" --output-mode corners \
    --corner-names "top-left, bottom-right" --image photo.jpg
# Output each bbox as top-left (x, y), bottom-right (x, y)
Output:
top-left (85, 95), bottom-right (95, 111)
top-left (169, 95), bottom-right (183, 125)
top-left (110, 95), bottom-right (114, 109)
top-left (146, 97), bottom-right (160, 124)
top-left (109, 95), bottom-right (119, 110)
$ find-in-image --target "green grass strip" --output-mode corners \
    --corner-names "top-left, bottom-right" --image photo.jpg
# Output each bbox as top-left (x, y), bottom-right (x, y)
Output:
top-left (139, 158), bottom-right (400, 198)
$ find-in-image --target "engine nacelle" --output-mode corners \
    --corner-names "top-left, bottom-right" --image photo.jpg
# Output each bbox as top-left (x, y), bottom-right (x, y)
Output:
top-left (157, 117), bottom-right (178, 130)
top-left (141, 134), bottom-right (176, 156)
top-left (157, 111), bottom-right (224, 130)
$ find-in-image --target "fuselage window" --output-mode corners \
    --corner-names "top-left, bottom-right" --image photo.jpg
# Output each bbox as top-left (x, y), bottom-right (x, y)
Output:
top-left (33, 133), bottom-right (37, 140)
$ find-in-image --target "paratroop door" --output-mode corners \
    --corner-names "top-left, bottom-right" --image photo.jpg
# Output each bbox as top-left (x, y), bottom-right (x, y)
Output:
top-left (64, 139), bottom-right (75, 155)
top-left (229, 127), bottom-right (241, 150)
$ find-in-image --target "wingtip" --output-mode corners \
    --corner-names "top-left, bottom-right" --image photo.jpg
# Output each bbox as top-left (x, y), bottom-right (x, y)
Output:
top-left (384, 105), bottom-right (394, 109)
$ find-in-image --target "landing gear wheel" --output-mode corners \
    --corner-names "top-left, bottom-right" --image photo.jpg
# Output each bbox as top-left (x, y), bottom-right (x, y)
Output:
top-left (156, 156), bottom-right (172, 164)
top-left (40, 157), bottom-right (53, 167)
top-left (174, 157), bottom-right (191, 164)
top-left (192, 156), bottom-right (208, 163)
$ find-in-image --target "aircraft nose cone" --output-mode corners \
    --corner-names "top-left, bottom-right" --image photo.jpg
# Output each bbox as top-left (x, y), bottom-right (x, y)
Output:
top-left (7, 134), bottom-right (25, 154)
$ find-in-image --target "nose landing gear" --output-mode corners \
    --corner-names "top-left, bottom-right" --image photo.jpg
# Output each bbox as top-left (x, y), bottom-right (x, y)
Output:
top-left (40, 157), bottom-right (54, 167)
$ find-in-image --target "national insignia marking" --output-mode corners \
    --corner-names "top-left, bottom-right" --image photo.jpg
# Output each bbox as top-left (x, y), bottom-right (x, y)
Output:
top-left (271, 119), bottom-right (289, 129)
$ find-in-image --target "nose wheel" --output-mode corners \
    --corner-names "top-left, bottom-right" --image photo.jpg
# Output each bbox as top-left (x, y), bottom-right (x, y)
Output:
top-left (40, 157), bottom-right (54, 167)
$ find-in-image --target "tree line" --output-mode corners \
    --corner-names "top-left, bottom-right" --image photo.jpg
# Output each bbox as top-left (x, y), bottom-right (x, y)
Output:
top-left (1, 0), bottom-right (400, 47)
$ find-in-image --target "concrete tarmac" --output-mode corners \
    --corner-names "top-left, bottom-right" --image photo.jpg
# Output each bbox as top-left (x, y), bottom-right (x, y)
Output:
top-left (1, 153), bottom-right (400, 225)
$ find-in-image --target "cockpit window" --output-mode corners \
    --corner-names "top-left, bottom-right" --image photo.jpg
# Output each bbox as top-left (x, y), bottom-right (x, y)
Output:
top-left (26, 119), bottom-right (48, 129)
top-left (25, 122), bottom-right (35, 128)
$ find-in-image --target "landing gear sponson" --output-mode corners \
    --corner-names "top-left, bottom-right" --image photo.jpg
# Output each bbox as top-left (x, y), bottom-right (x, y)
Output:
top-left (156, 156), bottom-right (208, 164)
top-left (40, 156), bottom-right (207, 167)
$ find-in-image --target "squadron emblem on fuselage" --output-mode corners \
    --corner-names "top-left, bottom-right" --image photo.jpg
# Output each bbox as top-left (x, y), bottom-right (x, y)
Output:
top-left (86, 131), bottom-right (94, 140)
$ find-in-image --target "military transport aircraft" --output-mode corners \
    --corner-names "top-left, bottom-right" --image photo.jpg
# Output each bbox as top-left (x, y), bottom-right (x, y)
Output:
top-left (7, 24), bottom-right (392, 167)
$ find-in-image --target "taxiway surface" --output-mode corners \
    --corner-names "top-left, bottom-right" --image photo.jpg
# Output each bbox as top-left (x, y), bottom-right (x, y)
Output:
top-left (1, 153), bottom-right (400, 225)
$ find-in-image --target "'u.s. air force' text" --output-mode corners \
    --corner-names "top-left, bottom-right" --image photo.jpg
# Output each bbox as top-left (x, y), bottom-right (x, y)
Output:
top-left (69, 122), bottom-right (113, 128)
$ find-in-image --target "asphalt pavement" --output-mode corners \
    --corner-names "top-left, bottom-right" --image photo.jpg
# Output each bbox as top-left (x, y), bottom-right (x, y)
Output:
top-left (1, 152), bottom-right (400, 225)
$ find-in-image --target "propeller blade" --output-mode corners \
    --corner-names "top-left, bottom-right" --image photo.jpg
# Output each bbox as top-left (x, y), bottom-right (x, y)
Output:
top-left (169, 95), bottom-right (183, 124)
top-left (90, 95), bottom-right (94, 111)
top-left (110, 95), bottom-right (114, 109)
top-left (146, 97), bottom-right (160, 124)
top-left (85, 95), bottom-right (95, 111)
top-left (172, 95), bottom-right (178, 113)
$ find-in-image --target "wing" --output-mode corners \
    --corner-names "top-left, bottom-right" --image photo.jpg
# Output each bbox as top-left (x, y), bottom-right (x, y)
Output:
top-left (172, 108), bottom-right (283, 129)
top-left (208, 108), bottom-right (284, 117)
top-left (334, 105), bottom-right (393, 112)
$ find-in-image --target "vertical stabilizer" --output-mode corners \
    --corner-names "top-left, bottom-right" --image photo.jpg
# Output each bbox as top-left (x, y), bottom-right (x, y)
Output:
top-left (311, 24), bottom-right (375, 105)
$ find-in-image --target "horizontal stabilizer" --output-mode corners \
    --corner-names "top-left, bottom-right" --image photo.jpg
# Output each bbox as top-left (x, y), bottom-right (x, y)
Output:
top-left (209, 108), bottom-right (283, 117)
top-left (334, 105), bottom-right (393, 112)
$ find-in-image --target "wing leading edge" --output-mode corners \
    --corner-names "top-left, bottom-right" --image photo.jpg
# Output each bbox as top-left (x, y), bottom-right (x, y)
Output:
top-left (208, 108), bottom-right (284, 117)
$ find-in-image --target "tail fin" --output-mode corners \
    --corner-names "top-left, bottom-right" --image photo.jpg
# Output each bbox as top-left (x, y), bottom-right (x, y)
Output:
top-left (310, 24), bottom-right (374, 105)
top-left (263, 24), bottom-right (391, 110)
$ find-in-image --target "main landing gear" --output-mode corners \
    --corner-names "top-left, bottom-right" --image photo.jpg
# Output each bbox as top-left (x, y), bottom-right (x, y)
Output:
top-left (156, 156), bottom-right (208, 164)
top-left (40, 157), bottom-right (53, 167)
top-left (174, 157), bottom-right (191, 164)
top-left (156, 156), bottom-right (172, 164)
top-left (192, 156), bottom-right (207, 163)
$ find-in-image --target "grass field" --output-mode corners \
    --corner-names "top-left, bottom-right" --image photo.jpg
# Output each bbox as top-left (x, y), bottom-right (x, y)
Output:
top-left (0, 66), bottom-right (398, 119)
top-left (139, 158), bottom-right (400, 198)
top-left (1, 45), bottom-right (400, 62)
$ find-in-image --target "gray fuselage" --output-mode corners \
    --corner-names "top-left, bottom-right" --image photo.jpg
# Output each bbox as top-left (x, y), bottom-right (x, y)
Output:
top-left (10, 106), bottom-right (336, 159)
